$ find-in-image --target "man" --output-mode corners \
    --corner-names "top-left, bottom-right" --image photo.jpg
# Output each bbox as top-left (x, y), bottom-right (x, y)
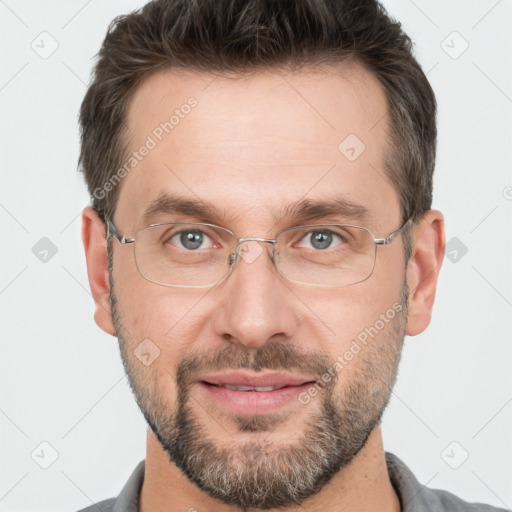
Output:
top-left (77, 0), bottom-right (505, 511)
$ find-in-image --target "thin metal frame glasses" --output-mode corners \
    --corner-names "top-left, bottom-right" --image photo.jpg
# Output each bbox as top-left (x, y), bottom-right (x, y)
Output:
top-left (106, 218), bottom-right (412, 288)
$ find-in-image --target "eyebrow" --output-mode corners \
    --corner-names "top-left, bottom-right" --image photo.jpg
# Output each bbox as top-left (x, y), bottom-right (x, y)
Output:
top-left (141, 192), bottom-right (370, 228)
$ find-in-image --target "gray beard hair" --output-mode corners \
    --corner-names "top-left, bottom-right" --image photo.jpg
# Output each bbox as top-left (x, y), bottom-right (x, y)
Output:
top-left (108, 246), bottom-right (408, 510)
top-left (149, 378), bottom-right (387, 510)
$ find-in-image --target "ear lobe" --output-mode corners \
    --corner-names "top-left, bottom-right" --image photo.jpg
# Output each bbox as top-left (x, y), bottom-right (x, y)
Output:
top-left (81, 206), bottom-right (116, 336)
top-left (405, 210), bottom-right (445, 336)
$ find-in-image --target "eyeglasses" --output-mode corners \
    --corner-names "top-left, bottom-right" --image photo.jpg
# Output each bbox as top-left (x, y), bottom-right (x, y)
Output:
top-left (106, 218), bottom-right (412, 288)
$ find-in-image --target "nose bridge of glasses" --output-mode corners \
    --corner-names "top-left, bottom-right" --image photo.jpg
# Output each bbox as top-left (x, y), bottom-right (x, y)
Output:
top-left (230, 237), bottom-right (277, 267)
top-left (237, 236), bottom-right (276, 244)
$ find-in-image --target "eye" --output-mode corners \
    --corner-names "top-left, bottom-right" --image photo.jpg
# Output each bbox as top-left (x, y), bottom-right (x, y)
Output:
top-left (298, 229), bottom-right (345, 250)
top-left (168, 229), bottom-right (215, 250)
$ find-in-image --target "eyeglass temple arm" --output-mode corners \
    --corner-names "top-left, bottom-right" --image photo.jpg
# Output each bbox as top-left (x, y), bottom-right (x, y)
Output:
top-left (373, 218), bottom-right (412, 246)
top-left (106, 220), bottom-right (135, 245)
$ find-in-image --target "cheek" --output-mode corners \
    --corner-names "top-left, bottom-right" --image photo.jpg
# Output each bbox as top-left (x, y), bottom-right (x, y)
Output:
top-left (112, 269), bottom-right (210, 374)
top-left (304, 278), bottom-right (403, 352)
top-left (111, 245), bottom-right (179, 337)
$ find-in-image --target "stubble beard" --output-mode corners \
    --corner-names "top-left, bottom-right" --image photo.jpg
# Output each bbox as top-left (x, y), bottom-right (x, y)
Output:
top-left (109, 260), bottom-right (408, 510)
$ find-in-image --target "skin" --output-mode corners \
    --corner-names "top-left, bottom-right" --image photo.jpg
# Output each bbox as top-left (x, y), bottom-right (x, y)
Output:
top-left (82, 62), bottom-right (445, 511)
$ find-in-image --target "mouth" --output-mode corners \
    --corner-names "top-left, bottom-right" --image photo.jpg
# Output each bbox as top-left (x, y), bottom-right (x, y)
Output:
top-left (203, 383), bottom-right (297, 392)
top-left (197, 372), bottom-right (318, 415)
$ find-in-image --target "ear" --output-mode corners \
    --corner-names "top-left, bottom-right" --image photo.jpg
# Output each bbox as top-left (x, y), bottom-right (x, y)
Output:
top-left (81, 207), bottom-right (116, 336)
top-left (405, 210), bottom-right (445, 336)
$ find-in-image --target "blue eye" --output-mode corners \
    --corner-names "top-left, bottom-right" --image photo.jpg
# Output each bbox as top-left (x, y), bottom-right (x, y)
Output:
top-left (300, 229), bottom-right (344, 250)
top-left (170, 229), bottom-right (213, 250)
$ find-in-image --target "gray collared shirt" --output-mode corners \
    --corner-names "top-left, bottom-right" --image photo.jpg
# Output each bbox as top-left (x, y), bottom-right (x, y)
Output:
top-left (76, 452), bottom-right (508, 511)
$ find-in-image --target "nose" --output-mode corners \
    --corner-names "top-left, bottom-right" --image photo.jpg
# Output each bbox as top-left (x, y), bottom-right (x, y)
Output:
top-left (212, 240), bottom-right (300, 351)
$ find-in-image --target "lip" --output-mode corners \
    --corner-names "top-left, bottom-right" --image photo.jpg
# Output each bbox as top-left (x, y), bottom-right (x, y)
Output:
top-left (199, 371), bottom-right (316, 388)
top-left (197, 371), bottom-right (317, 415)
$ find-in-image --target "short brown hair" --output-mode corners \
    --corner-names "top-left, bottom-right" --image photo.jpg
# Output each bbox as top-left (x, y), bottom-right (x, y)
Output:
top-left (79, 0), bottom-right (437, 260)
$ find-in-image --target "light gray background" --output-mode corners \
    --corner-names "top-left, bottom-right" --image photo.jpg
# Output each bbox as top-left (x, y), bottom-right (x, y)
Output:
top-left (1, 1), bottom-right (511, 511)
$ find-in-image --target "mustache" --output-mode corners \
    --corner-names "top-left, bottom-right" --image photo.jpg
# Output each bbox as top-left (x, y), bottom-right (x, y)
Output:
top-left (176, 340), bottom-right (335, 390)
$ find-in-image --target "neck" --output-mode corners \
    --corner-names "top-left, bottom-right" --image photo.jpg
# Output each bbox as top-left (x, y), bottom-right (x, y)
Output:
top-left (139, 425), bottom-right (401, 512)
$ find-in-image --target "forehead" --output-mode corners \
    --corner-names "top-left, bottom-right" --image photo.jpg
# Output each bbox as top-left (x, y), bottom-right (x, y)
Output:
top-left (117, 62), bottom-right (399, 232)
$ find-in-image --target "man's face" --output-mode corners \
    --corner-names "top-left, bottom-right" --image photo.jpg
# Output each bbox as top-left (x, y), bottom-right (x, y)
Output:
top-left (109, 64), bottom-right (408, 509)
